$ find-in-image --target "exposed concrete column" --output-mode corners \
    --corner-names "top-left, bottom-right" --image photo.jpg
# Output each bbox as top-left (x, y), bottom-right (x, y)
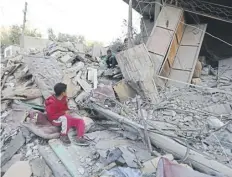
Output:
top-left (128, 0), bottom-right (134, 48)
top-left (154, 0), bottom-right (161, 22)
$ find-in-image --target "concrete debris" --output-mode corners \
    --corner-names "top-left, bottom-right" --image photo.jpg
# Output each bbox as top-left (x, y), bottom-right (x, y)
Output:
top-left (1, 7), bottom-right (232, 177)
top-left (1, 153), bottom-right (23, 173)
top-left (3, 161), bottom-right (32, 177)
top-left (30, 157), bottom-right (52, 177)
top-left (141, 154), bottom-right (174, 174)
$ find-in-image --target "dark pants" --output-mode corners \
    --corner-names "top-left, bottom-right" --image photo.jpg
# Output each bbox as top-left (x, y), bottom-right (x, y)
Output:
top-left (106, 56), bottom-right (118, 68)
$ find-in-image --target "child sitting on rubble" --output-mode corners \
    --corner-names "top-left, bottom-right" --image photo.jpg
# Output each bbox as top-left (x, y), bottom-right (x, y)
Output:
top-left (45, 82), bottom-right (89, 145)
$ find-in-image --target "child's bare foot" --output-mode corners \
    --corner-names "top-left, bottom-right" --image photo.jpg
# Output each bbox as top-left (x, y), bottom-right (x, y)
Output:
top-left (60, 135), bottom-right (71, 145)
top-left (75, 138), bottom-right (89, 146)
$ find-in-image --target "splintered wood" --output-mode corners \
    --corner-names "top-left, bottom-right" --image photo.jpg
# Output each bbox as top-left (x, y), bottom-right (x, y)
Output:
top-left (116, 44), bottom-right (159, 103)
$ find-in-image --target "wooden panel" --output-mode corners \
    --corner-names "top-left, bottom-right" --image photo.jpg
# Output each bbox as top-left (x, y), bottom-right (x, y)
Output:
top-left (175, 14), bottom-right (185, 44)
top-left (181, 25), bottom-right (207, 46)
top-left (160, 60), bottom-right (171, 78)
top-left (156, 6), bottom-right (183, 31)
top-left (146, 27), bottom-right (174, 56)
top-left (167, 24), bottom-right (207, 86)
top-left (167, 36), bottom-right (179, 68)
top-left (172, 46), bottom-right (198, 70)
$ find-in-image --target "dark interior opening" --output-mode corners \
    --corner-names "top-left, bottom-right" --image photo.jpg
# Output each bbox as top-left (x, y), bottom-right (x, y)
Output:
top-left (184, 11), bottom-right (232, 67)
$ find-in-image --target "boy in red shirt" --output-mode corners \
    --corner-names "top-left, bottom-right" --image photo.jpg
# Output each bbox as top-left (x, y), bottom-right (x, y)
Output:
top-left (45, 83), bottom-right (88, 145)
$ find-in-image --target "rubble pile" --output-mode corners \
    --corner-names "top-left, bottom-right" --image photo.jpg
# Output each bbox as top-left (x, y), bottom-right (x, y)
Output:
top-left (1, 44), bottom-right (232, 177)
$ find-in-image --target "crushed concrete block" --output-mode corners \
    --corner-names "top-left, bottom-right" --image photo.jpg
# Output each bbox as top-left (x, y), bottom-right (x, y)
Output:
top-left (3, 161), bottom-right (32, 177)
top-left (163, 110), bottom-right (176, 117)
top-left (77, 167), bottom-right (85, 175)
top-left (66, 62), bottom-right (84, 78)
top-left (141, 154), bottom-right (174, 174)
top-left (193, 60), bottom-right (202, 78)
top-left (30, 158), bottom-right (52, 177)
top-left (75, 75), bottom-right (92, 92)
top-left (63, 74), bottom-right (79, 98)
top-left (60, 53), bottom-right (74, 63)
top-left (75, 91), bottom-right (90, 103)
top-left (191, 78), bottom-right (201, 85)
top-left (68, 99), bottom-right (77, 109)
top-left (204, 104), bottom-right (232, 115)
top-left (1, 154), bottom-right (23, 173)
top-left (113, 80), bottom-right (136, 102)
top-left (1, 132), bottom-right (25, 167)
top-left (207, 116), bottom-right (224, 129)
top-left (87, 67), bottom-right (98, 89)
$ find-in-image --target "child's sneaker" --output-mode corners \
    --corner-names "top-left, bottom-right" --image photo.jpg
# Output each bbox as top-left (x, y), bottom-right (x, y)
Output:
top-left (75, 138), bottom-right (90, 146)
top-left (60, 135), bottom-right (71, 145)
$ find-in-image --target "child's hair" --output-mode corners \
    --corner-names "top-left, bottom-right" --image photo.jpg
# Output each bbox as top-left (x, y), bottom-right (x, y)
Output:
top-left (54, 83), bottom-right (67, 96)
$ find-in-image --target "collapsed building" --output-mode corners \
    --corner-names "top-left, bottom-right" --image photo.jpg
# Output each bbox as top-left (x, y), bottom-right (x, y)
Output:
top-left (1, 1), bottom-right (232, 177)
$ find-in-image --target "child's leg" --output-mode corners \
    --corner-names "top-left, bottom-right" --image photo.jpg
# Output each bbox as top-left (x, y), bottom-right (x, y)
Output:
top-left (65, 115), bottom-right (85, 139)
top-left (52, 116), bottom-right (70, 136)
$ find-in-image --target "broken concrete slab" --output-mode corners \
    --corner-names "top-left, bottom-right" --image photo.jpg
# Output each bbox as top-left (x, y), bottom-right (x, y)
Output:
top-left (74, 91), bottom-right (90, 103)
top-left (66, 62), bottom-right (85, 78)
top-left (156, 158), bottom-right (212, 177)
top-left (204, 104), bottom-right (232, 115)
top-left (1, 132), bottom-right (25, 167)
top-left (38, 146), bottom-right (72, 177)
top-left (1, 154), bottom-right (23, 173)
top-left (3, 161), bottom-right (32, 177)
top-left (193, 60), bottom-right (202, 78)
top-left (62, 74), bottom-right (79, 98)
top-left (104, 148), bottom-right (123, 165)
top-left (92, 83), bottom-right (116, 105)
top-left (141, 154), bottom-right (174, 174)
top-left (2, 87), bottom-right (42, 101)
top-left (30, 157), bottom-right (52, 177)
top-left (87, 67), bottom-right (98, 89)
top-left (116, 44), bottom-right (159, 103)
top-left (25, 55), bottom-right (63, 99)
top-left (74, 75), bottom-right (92, 92)
top-left (191, 78), bottom-right (202, 85)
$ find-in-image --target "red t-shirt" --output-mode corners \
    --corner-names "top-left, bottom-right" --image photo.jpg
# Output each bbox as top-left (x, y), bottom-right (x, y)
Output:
top-left (45, 95), bottom-right (69, 121)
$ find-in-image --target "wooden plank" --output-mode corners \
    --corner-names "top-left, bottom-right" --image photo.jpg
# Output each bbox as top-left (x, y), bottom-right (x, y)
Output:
top-left (175, 14), bottom-right (185, 44)
top-left (160, 60), bottom-right (171, 78)
top-left (1, 132), bottom-right (25, 167)
top-left (38, 146), bottom-right (72, 177)
top-left (167, 36), bottom-right (179, 68)
top-left (3, 161), bottom-right (32, 177)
